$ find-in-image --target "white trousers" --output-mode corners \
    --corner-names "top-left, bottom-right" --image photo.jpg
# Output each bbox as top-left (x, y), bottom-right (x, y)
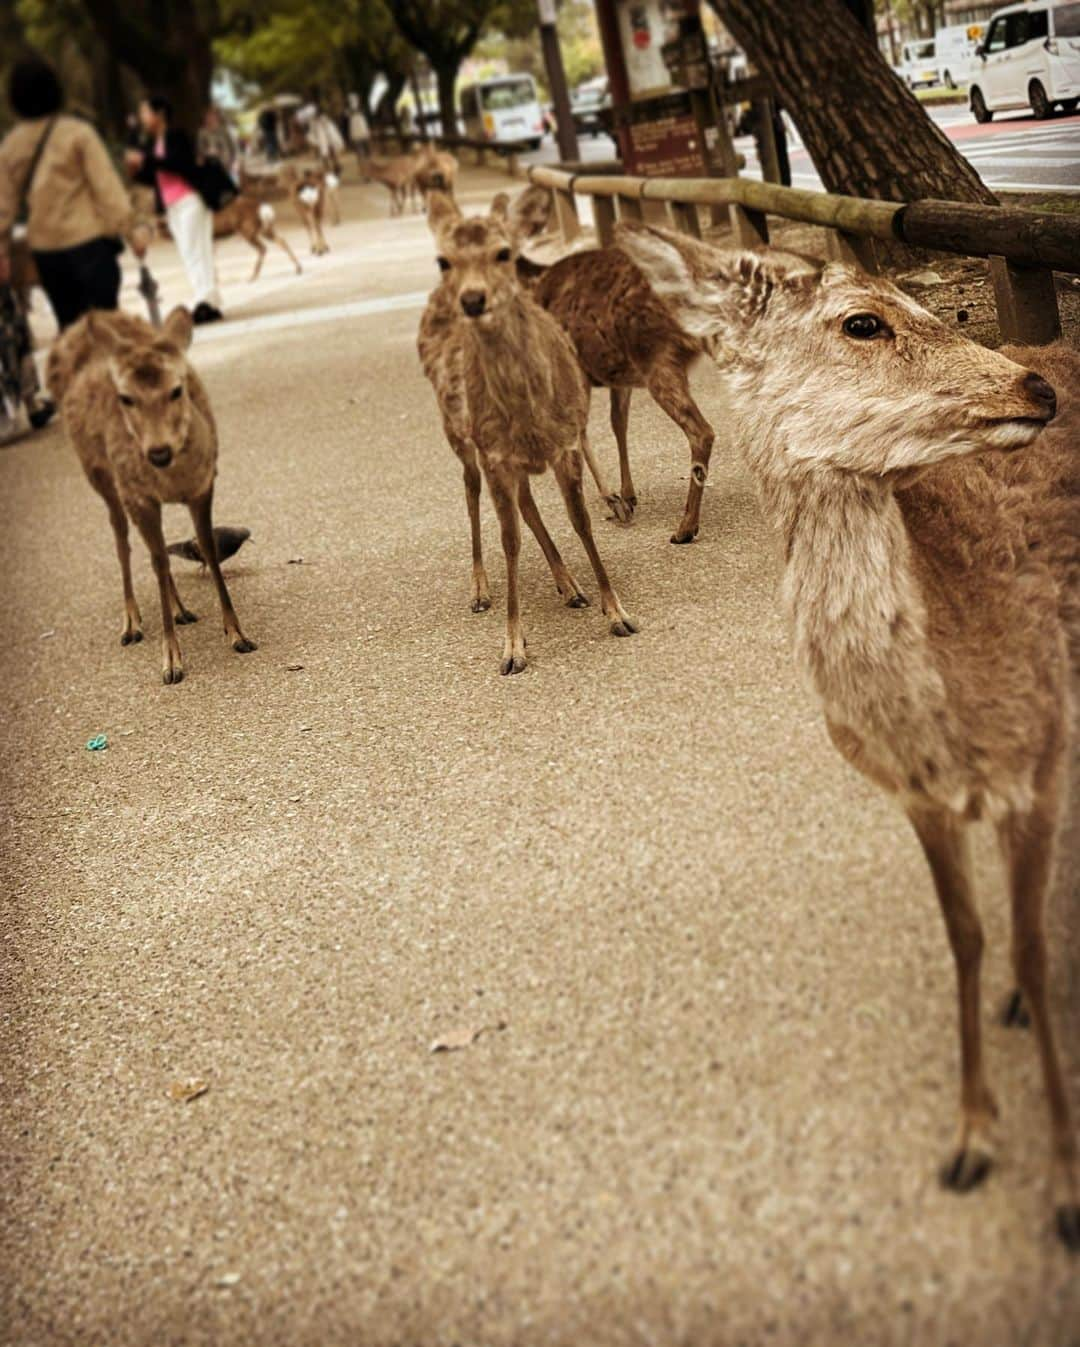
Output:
top-left (166, 191), bottom-right (221, 310)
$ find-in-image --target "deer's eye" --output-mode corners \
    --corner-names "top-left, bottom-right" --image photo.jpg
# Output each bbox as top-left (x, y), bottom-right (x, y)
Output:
top-left (842, 313), bottom-right (885, 340)
top-left (118, 393), bottom-right (135, 407)
top-left (495, 247), bottom-right (511, 263)
top-left (436, 256), bottom-right (451, 272)
top-left (169, 385), bottom-right (182, 401)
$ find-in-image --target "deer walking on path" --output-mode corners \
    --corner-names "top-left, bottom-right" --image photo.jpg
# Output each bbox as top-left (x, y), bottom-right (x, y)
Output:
top-left (619, 221), bottom-right (1080, 1251)
top-left (47, 308), bottom-right (256, 685)
top-left (214, 195), bottom-right (302, 282)
top-left (418, 192), bottom-right (637, 674)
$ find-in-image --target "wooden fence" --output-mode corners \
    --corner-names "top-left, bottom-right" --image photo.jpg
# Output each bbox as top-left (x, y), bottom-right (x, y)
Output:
top-left (369, 132), bottom-right (1078, 345)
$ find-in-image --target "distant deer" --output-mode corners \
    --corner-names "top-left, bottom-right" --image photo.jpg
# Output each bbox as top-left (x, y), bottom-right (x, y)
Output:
top-left (419, 191), bottom-right (638, 673)
top-left (619, 221), bottom-right (1080, 1251)
top-left (361, 154), bottom-right (418, 216)
top-left (288, 168), bottom-right (330, 254)
top-left (214, 194), bottom-right (302, 281)
top-left (411, 143), bottom-right (458, 201)
top-left (47, 308), bottom-right (256, 685)
top-left (524, 246), bottom-right (716, 544)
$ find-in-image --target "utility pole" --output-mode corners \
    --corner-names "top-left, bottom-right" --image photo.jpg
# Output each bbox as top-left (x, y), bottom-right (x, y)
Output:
top-left (538, 0), bottom-right (579, 164)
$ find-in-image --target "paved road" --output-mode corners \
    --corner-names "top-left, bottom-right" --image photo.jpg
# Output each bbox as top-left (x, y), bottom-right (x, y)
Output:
top-left (531, 105), bottom-right (1080, 192)
top-left (2, 167), bottom-right (1078, 1346)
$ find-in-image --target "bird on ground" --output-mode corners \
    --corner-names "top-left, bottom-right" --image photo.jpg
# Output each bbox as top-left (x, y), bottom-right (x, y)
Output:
top-left (167, 526), bottom-right (252, 569)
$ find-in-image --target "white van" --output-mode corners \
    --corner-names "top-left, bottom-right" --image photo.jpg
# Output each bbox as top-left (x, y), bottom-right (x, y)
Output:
top-left (934, 23), bottom-right (986, 86)
top-left (897, 39), bottom-right (939, 88)
top-left (969, 0), bottom-right (1080, 120)
top-left (459, 75), bottom-right (545, 150)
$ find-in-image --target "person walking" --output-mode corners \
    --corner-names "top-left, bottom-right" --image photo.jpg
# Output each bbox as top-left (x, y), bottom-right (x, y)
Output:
top-left (0, 58), bottom-right (133, 330)
top-left (257, 106), bottom-right (280, 162)
top-left (347, 95), bottom-right (370, 158)
top-left (126, 95), bottom-right (223, 325)
top-left (198, 106), bottom-right (239, 180)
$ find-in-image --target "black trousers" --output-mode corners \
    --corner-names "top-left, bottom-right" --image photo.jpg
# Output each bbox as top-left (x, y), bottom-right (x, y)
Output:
top-left (33, 236), bottom-right (122, 330)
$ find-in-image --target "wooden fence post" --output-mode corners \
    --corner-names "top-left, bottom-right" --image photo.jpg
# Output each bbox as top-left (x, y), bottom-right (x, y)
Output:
top-left (731, 205), bottom-right (768, 247)
top-left (553, 187), bottom-right (581, 242)
top-left (593, 195), bottom-right (617, 247)
top-left (989, 257), bottom-right (1061, 345)
top-left (670, 200), bottom-right (702, 239)
top-left (618, 196), bottom-right (644, 221)
top-left (824, 228), bottom-right (878, 273)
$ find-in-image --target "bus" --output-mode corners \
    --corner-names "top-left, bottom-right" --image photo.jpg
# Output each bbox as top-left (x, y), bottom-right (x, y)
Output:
top-left (459, 75), bottom-right (546, 150)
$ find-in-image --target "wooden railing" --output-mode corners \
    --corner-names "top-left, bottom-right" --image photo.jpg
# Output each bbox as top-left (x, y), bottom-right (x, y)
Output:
top-left (522, 165), bottom-right (1078, 345)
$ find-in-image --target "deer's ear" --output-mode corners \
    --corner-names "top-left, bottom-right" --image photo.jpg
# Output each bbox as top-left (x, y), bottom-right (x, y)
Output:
top-left (86, 311), bottom-right (132, 355)
top-left (161, 306), bottom-right (194, 351)
top-left (426, 190), bottom-right (460, 231)
top-left (489, 192), bottom-right (510, 223)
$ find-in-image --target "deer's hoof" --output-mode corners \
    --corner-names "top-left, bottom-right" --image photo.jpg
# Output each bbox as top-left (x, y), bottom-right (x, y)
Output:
top-left (670, 529), bottom-right (698, 545)
top-left (121, 629), bottom-right (143, 646)
top-left (605, 494), bottom-right (633, 524)
top-left (471, 597), bottom-right (492, 613)
top-left (162, 666), bottom-right (184, 686)
top-left (610, 615), bottom-right (639, 638)
top-left (174, 609), bottom-right (198, 626)
top-left (500, 655), bottom-right (527, 676)
top-left (941, 1146), bottom-right (992, 1193)
top-left (1001, 989), bottom-right (1030, 1028)
top-left (1056, 1205), bottom-right (1080, 1252)
top-left (232, 637), bottom-right (257, 654)
top-left (566, 592), bottom-right (590, 609)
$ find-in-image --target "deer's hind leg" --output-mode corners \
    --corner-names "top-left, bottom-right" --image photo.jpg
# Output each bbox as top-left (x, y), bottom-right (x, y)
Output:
top-left (271, 228), bottom-right (302, 275)
top-left (517, 477), bottom-right (588, 609)
top-left (609, 388), bottom-right (637, 515)
top-left (646, 358), bottom-right (715, 545)
top-left (908, 807), bottom-right (998, 1193)
top-left (87, 465), bottom-right (142, 646)
top-left (998, 779), bottom-right (1079, 1250)
top-left (554, 439), bottom-right (638, 639)
top-left (246, 231), bottom-right (267, 282)
top-left (578, 386), bottom-right (631, 524)
top-left (190, 490), bottom-right (257, 656)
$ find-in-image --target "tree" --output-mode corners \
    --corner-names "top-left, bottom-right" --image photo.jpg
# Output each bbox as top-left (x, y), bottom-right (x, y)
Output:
top-left (386, 0), bottom-right (534, 135)
top-left (707, 0), bottom-right (995, 205)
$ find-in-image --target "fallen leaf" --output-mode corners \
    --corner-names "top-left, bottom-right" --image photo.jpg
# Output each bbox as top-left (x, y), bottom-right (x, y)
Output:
top-left (285, 664), bottom-right (304, 672)
top-left (287, 557), bottom-right (304, 565)
top-left (430, 1020), bottom-right (507, 1054)
top-left (168, 1078), bottom-right (209, 1103)
top-left (215, 1272), bottom-right (241, 1287)
top-left (39, 629), bottom-right (55, 640)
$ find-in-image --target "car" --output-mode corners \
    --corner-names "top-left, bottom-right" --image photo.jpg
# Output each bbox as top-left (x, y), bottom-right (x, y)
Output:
top-left (459, 75), bottom-right (545, 151)
top-left (969, 0), bottom-right (1080, 121)
top-left (934, 22), bottom-right (986, 87)
top-left (897, 38), bottom-right (939, 88)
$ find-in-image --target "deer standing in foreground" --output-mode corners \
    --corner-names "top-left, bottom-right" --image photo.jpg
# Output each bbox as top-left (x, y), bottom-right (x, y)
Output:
top-left (419, 192), bottom-right (638, 673)
top-left (47, 308), bottom-right (256, 685)
top-left (619, 221), bottom-right (1080, 1251)
top-left (214, 194), bottom-right (303, 281)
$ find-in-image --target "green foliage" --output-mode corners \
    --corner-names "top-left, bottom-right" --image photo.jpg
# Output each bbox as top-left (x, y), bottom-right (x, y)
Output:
top-left (475, 0), bottom-right (601, 96)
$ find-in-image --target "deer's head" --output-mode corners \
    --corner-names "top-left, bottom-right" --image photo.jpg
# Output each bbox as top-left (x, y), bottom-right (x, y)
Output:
top-left (617, 223), bottom-right (1056, 479)
top-left (91, 307), bottom-right (196, 471)
top-left (427, 191), bottom-right (519, 327)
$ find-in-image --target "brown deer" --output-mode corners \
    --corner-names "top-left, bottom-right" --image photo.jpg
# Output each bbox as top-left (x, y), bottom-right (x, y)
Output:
top-left (419, 191), bottom-right (638, 673)
top-left (411, 142), bottom-right (458, 201)
top-left (619, 220), bottom-right (1080, 1251)
top-left (288, 168), bottom-right (330, 254)
top-left (214, 195), bottom-right (302, 281)
top-left (47, 307), bottom-right (256, 685)
top-left (360, 154), bottom-right (419, 216)
top-left (524, 246), bottom-right (716, 544)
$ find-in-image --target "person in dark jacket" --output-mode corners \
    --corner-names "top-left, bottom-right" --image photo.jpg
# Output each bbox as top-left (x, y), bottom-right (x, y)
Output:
top-left (125, 95), bottom-right (223, 324)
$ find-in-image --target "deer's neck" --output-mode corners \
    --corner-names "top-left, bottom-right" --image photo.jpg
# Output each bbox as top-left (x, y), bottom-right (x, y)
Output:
top-left (462, 296), bottom-right (554, 411)
top-left (762, 466), bottom-right (960, 798)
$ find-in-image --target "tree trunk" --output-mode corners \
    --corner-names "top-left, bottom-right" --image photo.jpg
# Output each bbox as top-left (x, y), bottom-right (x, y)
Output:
top-left (435, 63), bottom-right (458, 137)
top-left (707, 0), bottom-right (996, 204)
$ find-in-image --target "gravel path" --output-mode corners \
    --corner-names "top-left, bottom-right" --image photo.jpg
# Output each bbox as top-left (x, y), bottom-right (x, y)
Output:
top-left (2, 166), bottom-right (1078, 1347)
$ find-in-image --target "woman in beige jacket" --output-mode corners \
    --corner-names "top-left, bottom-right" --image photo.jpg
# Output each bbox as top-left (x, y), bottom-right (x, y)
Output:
top-left (0, 60), bottom-right (134, 328)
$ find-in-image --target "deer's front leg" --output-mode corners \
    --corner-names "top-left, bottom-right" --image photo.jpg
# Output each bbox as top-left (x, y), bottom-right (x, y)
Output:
top-left (485, 465), bottom-right (526, 675)
top-left (130, 500), bottom-right (184, 685)
top-left (189, 492), bottom-right (257, 656)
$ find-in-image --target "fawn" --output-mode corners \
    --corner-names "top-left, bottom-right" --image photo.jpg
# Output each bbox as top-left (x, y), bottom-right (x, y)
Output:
top-left (419, 192), bottom-right (638, 674)
top-left (47, 307), bottom-right (256, 685)
top-left (619, 220), bottom-right (1080, 1251)
top-left (214, 194), bottom-right (302, 282)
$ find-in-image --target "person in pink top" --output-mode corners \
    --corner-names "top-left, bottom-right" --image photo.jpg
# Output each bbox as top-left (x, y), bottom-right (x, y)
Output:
top-left (125, 96), bottom-right (223, 324)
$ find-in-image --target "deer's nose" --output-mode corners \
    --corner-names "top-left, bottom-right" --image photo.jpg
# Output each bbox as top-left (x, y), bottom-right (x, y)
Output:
top-left (460, 289), bottom-right (486, 318)
top-left (147, 446), bottom-right (173, 468)
top-left (1022, 372), bottom-right (1056, 420)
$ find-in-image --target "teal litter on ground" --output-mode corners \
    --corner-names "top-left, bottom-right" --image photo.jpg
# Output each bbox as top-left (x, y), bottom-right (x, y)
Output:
top-left (85, 735), bottom-right (108, 752)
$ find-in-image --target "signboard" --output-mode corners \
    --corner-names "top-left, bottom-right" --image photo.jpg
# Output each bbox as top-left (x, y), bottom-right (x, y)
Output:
top-left (623, 91), bottom-right (706, 176)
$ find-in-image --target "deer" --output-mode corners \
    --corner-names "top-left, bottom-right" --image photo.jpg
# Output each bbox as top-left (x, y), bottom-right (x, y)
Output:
top-left (618, 219), bottom-right (1080, 1252)
top-left (419, 191), bottom-right (638, 674)
top-left (521, 245), bottom-right (716, 545)
top-left (214, 194), bottom-right (302, 282)
top-left (360, 153), bottom-right (420, 217)
top-left (288, 167), bottom-right (330, 254)
top-left (46, 307), bottom-right (256, 685)
top-left (411, 142), bottom-right (458, 202)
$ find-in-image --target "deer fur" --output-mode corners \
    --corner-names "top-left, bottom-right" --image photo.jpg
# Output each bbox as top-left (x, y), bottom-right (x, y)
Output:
top-left (524, 246), bottom-right (717, 543)
top-left (214, 194), bottom-right (302, 281)
top-left (618, 220), bottom-right (1080, 1252)
top-left (411, 143), bottom-right (458, 202)
top-left (285, 167), bottom-right (330, 254)
top-left (418, 191), bottom-right (638, 673)
top-left (361, 153), bottom-right (420, 216)
top-left (47, 308), bottom-right (256, 685)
